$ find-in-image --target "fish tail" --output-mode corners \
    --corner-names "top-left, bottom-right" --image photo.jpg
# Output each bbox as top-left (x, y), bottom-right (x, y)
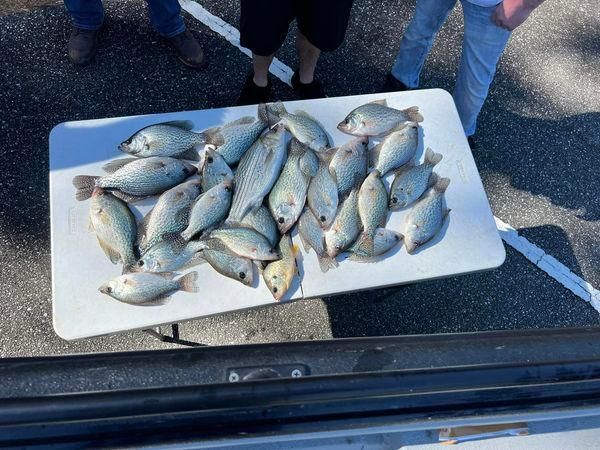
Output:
top-left (257, 103), bottom-right (269, 125)
top-left (72, 175), bottom-right (100, 201)
top-left (178, 271), bottom-right (199, 293)
top-left (403, 106), bottom-right (424, 123)
top-left (265, 101), bottom-right (287, 125)
top-left (424, 147), bottom-right (443, 166)
top-left (317, 254), bottom-right (338, 273)
top-left (353, 232), bottom-right (375, 257)
top-left (433, 176), bottom-right (451, 193)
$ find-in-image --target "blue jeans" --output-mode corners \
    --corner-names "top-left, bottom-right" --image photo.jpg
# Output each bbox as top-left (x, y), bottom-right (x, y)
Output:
top-left (64, 0), bottom-right (185, 38)
top-left (391, 0), bottom-right (511, 136)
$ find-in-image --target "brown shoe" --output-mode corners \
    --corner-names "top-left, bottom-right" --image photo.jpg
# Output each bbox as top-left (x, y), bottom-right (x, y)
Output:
top-left (68, 26), bottom-right (102, 66)
top-left (167, 29), bottom-right (206, 69)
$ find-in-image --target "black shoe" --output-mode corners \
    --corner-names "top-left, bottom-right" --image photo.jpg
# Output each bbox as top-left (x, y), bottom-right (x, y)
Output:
top-left (236, 73), bottom-right (271, 106)
top-left (467, 136), bottom-right (478, 150)
top-left (167, 29), bottom-right (206, 69)
top-left (381, 72), bottom-right (410, 93)
top-left (68, 26), bottom-right (102, 66)
top-left (291, 71), bottom-right (326, 100)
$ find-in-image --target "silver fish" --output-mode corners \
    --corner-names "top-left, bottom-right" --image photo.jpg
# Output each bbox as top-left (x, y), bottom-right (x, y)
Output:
top-left (99, 271), bottom-right (198, 306)
top-left (354, 170), bottom-right (388, 256)
top-left (263, 235), bottom-right (299, 301)
top-left (307, 153), bottom-right (339, 228)
top-left (200, 147), bottom-right (234, 192)
top-left (348, 228), bottom-right (403, 262)
top-left (181, 178), bottom-right (233, 241)
top-left (329, 136), bottom-right (369, 197)
top-left (240, 206), bottom-right (279, 247)
top-left (390, 147), bottom-right (443, 210)
top-left (337, 99), bottom-right (423, 136)
top-left (370, 122), bottom-right (419, 176)
top-left (228, 124), bottom-right (287, 222)
top-left (199, 239), bottom-right (254, 286)
top-left (135, 237), bottom-right (205, 273)
top-left (202, 104), bottom-right (269, 165)
top-left (138, 178), bottom-right (202, 253)
top-left (119, 120), bottom-right (203, 160)
top-left (325, 189), bottom-right (361, 258)
top-left (73, 157), bottom-right (197, 202)
top-left (297, 208), bottom-right (337, 273)
top-left (209, 227), bottom-right (279, 261)
top-left (268, 139), bottom-right (318, 233)
top-left (266, 102), bottom-right (330, 152)
top-left (88, 187), bottom-right (137, 270)
top-left (404, 177), bottom-right (451, 254)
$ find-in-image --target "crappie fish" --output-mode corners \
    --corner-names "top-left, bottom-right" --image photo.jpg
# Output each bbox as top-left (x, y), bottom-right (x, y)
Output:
top-left (263, 235), bottom-right (299, 301)
top-left (307, 153), bottom-right (338, 228)
top-left (228, 124), bottom-right (287, 222)
top-left (198, 238), bottom-right (254, 286)
top-left (370, 122), bottom-right (419, 176)
top-left (354, 170), bottom-right (388, 256)
top-left (209, 227), bottom-right (279, 261)
top-left (337, 99), bottom-right (423, 136)
top-left (329, 136), bottom-right (369, 197)
top-left (325, 189), bottom-right (361, 258)
top-left (88, 187), bottom-right (137, 270)
top-left (181, 178), bottom-right (233, 241)
top-left (266, 102), bottom-right (330, 152)
top-left (297, 208), bottom-right (337, 273)
top-left (389, 147), bottom-right (442, 210)
top-left (119, 120), bottom-right (203, 160)
top-left (240, 205), bottom-right (279, 247)
top-left (268, 139), bottom-right (318, 233)
top-left (99, 271), bottom-right (198, 306)
top-left (348, 228), bottom-right (403, 262)
top-left (73, 157), bottom-right (197, 202)
top-left (200, 147), bottom-right (234, 192)
top-left (404, 177), bottom-right (451, 254)
top-left (138, 177), bottom-right (201, 253)
top-left (135, 236), bottom-right (205, 273)
top-left (202, 104), bottom-right (269, 165)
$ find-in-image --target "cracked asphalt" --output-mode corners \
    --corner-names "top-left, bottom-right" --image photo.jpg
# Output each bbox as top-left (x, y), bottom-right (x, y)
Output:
top-left (0, 0), bottom-right (598, 356)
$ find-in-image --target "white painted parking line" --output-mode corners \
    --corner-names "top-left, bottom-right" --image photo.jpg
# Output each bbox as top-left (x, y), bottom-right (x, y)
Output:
top-left (180, 0), bottom-right (600, 312)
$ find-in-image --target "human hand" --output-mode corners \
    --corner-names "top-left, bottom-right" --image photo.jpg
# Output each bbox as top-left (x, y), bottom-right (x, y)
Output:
top-left (492, 0), bottom-right (540, 31)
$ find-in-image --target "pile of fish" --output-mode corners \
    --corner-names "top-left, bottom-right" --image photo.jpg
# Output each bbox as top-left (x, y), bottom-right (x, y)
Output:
top-left (73, 99), bottom-right (451, 306)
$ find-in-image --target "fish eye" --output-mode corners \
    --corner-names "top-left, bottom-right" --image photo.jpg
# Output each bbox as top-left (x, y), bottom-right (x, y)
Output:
top-left (335, 245), bottom-right (341, 250)
top-left (225, 186), bottom-right (232, 192)
top-left (278, 217), bottom-right (285, 224)
top-left (106, 286), bottom-right (112, 293)
top-left (319, 215), bottom-right (326, 222)
top-left (137, 260), bottom-right (144, 266)
top-left (207, 156), bottom-right (214, 163)
top-left (391, 197), bottom-right (398, 204)
top-left (272, 286), bottom-right (278, 293)
top-left (239, 272), bottom-right (246, 280)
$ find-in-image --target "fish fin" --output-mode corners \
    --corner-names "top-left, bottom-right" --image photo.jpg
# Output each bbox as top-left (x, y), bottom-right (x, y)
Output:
top-left (138, 207), bottom-right (153, 239)
top-left (200, 126), bottom-right (225, 146)
top-left (160, 120), bottom-right (194, 131)
top-left (317, 254), bottom-right (337, 273)
top-left (96, 237), bottom-right (121, 264)
top-left (353, 233), bottom-right (375, 257)
top-left (148, 294), bottom-right (171, 305)
top-left (299, 149), bottom-right (319, 177)
top-left (424, 147), bottom-right (443, 166)
top-left (155, 272), bottom-right (176, 279)
top-left (72, 175), bottom-right (100, 201)
top-left (121, 264), bottom-right (137, 274)
top-left (178, 147), bottom-right (200, 161)
top-left (427, 172), bottom-right (439, 189)
top-left (294, 109), bottom-right (321, 124)
top-left (162, 232), bottom-right (189, 254)
top-left (298, 230), bottom-right (312, 253)
top-left (265, 101), bottom-right (287, 125)
top-left (433, 177), bottom-right (450, 193)
top-left (369, 142), bottom-right (382, 169)
top-left (110, 191), bottom-right (150, 204)
top-left (289, 138), bottom-right (306, 156)
top-left (178, 271), bottom-right (199, 293)
top-left (318, 147), bottom-right (337, 165)
top-left (101, 158), bottom-right (138, 173)
top-left (257, 103), bottom-right (269, 125)
top-left (173, 205), bottom-right (192, 227)
top-left (368, 98), bottom-right (387, 106)
top-left (394, 161), bottom-right (415, 176)
top-left (224, 116), bottom-right (255, 128)
top-left (403, 106), bottom-right (424, 123)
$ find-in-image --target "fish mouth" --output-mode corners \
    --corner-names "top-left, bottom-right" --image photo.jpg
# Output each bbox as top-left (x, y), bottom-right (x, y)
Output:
top-left (118, 142), bottom-right (136, 153)
top-left (98, 285), bottom-right (110, 294)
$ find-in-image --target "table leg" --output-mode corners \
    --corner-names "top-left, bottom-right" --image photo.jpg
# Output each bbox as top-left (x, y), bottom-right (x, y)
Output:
top-left (142, 324), bottom-right (206, 347)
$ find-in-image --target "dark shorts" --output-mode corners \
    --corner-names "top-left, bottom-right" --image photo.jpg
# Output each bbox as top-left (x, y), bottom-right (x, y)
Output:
top-left (240, 0), bottom-right (354, 56)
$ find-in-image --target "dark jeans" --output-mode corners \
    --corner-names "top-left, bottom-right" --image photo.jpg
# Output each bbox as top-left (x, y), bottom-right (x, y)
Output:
top-left (64, 0), bottom-right (185, 37)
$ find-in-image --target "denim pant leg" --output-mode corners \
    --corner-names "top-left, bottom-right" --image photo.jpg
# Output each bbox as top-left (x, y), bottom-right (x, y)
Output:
top-left (454, 1), bottom-right (511, 136)
top-left (391, 0), bottom-right (457, 88)
top-left (146, 0), bottom-right (185, 38)
top-left (64, 0), bottom-right (104, 31)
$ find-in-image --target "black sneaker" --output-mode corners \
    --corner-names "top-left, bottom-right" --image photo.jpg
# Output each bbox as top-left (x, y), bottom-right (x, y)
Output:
top-left (68, 26), bottom-right (102, 66)
top-left (467, 136), bottom-right (478, 150)
top-left (167, 29), bottom-right (206, 69)
top-left (236, 73), bottom-right (271, 106)
top-left (291, 71), bottom-right (326, 100)
top-left (381, 72), bottom-right (410, 93)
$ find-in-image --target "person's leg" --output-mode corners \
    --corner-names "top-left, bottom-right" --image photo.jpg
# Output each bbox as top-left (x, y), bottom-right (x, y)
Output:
top-left (252, 54), bottom-right (275, 87)
top-left (296, 29), bottom-right (320, 84)
top-left (64, 0), bottom-right (104, 30)
top-left (454, 1), bottom-right (511, 136)
top-left (390, 0), bottom-right (457, 88)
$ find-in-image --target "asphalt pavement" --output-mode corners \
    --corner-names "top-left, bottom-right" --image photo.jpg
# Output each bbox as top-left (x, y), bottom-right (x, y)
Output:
top-left (0, 0), bottom-right (598, 356)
